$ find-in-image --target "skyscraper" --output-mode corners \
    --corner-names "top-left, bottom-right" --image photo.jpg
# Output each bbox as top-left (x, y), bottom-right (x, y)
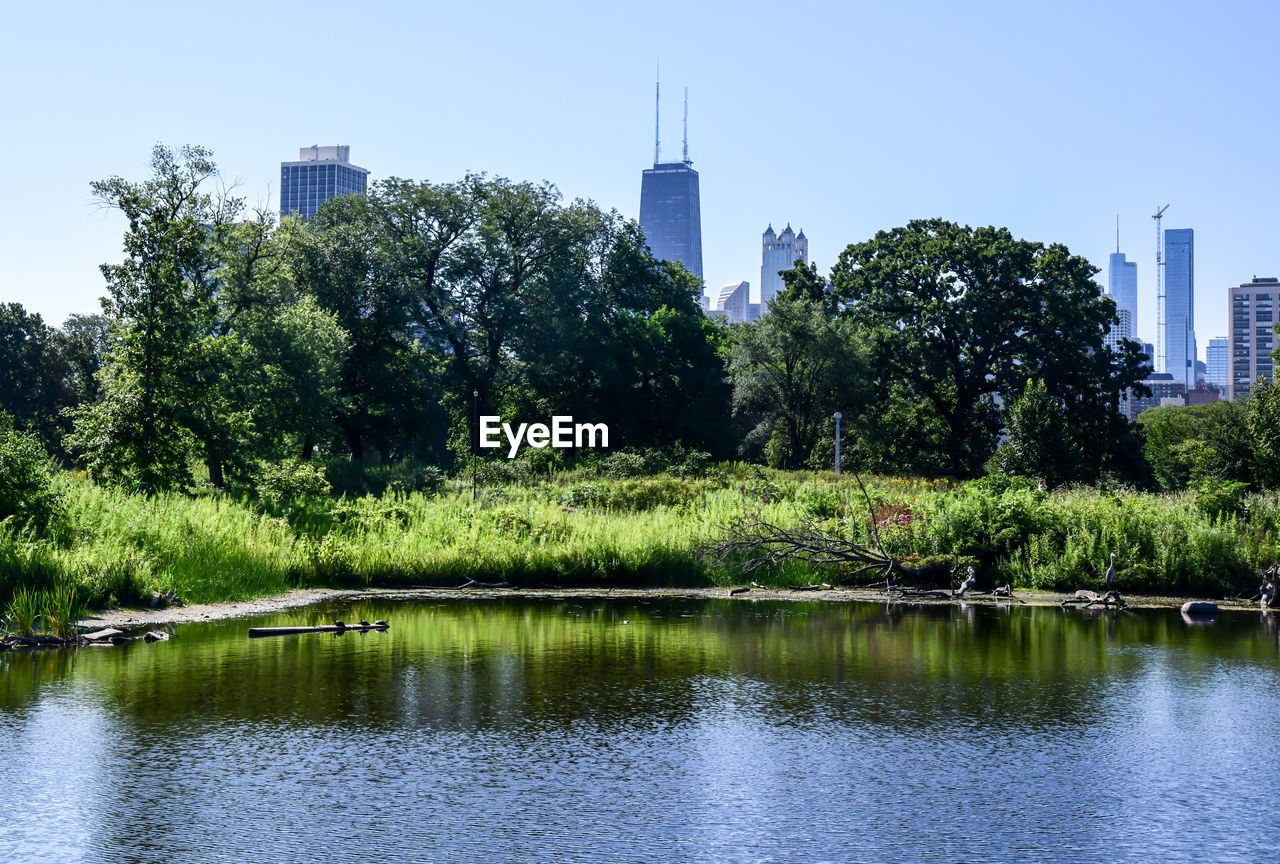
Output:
top-left (280, 145), bottom-right (369, 220)
top-left (1205, 337), bottom-right (1229, 389)
top-left (1163, 228), bottom-right (1195, 390)
top-left (1107, 248), bottom-right (1138, 335)
top-left (1228, 277), bottom-right (1277, 400)
top-left (638, 83), bottom-right (703, 281)
top-left (760, 224), bottom-right (808, 306)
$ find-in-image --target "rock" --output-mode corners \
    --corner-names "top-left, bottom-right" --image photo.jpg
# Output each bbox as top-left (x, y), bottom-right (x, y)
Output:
top-left (142, 631), bottom-right (170, 643)
top-left (150, 592), bottom-right (163, 609)
top-left (108, 635), bottom-right (132, 646)
top-left (1181, 601), bottom-right (1218, 617)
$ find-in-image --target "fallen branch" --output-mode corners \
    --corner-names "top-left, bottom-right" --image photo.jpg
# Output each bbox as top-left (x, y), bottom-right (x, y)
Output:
top-left (457, 579), bottom-right (511, 589)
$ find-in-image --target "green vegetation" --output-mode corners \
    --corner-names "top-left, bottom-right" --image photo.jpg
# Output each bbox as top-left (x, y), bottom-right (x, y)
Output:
top-left (0, 466), bottom-right (1275, 610)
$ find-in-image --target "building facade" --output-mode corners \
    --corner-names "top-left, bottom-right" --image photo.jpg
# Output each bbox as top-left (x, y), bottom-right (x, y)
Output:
top-left (639, 162), bottom-right (703, 281)
top-left (1107, 250), bottom-right (1138, 334)
top-left (715, 281), bottom-right (753, 323)
top-left (1163, 228), bottom-right (1196, 390)
top-left (760, 224), bottom-right (808, 307)
top-left (280, 145), bottom-right (369, 220)
top-left (1128, 372), bottom-right (1186, 420)
top-left (1205, 337), bottom-right (1229, 389)
top-left (1103, 306), bottom-right (1133, 354)
top-left (1229, 276), bottom-right (1278, 400)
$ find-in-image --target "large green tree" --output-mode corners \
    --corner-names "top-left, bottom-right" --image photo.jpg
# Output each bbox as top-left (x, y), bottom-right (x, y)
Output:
top-left (728, 294), bottom-right (865, 468)
top-left (68, 145), bottom-right (224, 491)
top-left (831, 219), bottom-right (1149, 478)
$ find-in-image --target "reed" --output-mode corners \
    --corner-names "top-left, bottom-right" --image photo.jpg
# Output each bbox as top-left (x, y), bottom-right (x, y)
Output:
top-left (4, 585), bottom-right (41, 637)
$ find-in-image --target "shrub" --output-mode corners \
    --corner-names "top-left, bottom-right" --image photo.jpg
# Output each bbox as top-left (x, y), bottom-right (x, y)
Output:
top-left (1193, 478), bottom-right (1249, 521)
top-left (255, 459), bottom-right (332, 503)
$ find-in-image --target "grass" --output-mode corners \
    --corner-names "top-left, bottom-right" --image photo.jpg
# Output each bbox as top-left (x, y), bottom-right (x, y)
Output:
top-left (0, 467), bottom-right (1277, 610)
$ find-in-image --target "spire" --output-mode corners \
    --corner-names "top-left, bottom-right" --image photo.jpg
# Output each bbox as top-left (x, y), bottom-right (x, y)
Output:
top-left (654, 66), bottom-right (661, 166)
top-left (682, 86), bottom-right (689, 163)
top-left (1116, 214), bottom-right (1120, 253)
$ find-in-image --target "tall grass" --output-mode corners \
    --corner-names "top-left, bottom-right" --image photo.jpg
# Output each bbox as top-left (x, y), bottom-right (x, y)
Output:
top-left (4, 586), bottom-right (41, 636)
top-left (0, 470), bottom-right (1276, 609)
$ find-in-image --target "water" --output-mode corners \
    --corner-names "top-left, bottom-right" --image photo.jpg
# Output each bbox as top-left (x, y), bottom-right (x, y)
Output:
top-left (3, 596), bottom-right (1279, 863)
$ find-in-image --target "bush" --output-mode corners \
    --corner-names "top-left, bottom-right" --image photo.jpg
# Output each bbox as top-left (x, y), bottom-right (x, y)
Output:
top-left (0, 427), bottom-right (62, 533)
top-left (1193, 478), bottom-right (1249, 521)
top-left (255, 459), bottom-right (332, 503)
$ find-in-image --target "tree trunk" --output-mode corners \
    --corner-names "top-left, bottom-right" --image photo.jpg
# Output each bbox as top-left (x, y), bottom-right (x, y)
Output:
top-left (207, 459), bottom-right (225, 489)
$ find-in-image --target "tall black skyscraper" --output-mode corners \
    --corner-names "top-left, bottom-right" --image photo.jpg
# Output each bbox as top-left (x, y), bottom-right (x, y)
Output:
top-left (639, 82), bottom-right (703, 281)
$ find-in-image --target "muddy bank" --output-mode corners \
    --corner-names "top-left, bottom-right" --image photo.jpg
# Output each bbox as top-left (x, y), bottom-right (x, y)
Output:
top-left (79, 584), bottom-right (1267, 629)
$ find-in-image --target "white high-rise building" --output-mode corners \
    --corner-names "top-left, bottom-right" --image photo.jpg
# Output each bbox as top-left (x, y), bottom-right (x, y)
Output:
top-left (1104, 307), bottom-right (1133, 353)
top-left (760, 224), bottom-right (808, 306)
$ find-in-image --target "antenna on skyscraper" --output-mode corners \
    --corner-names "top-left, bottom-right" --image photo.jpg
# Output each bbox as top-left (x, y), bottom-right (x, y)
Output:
top-left (682, 86), bottom-right (689, 163)
top-left (654, 66), bottom-right (661, 165)
top-left (1116, 214), bottom-right (1120, 253)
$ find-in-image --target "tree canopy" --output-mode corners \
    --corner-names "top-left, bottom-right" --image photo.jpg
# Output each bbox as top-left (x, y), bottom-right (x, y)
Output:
top-left (830, 219), bottom-right (1149, 478)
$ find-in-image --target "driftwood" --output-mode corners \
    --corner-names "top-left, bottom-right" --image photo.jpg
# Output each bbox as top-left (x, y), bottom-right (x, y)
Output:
top-left (248, 620), bottom-right (390, 638)
top-left (457, 579), bottom-right (511, 589)
top-left (81, 628), bottom-right (126, 643)
top-left (1061, 589), bottom-right (1127, 609)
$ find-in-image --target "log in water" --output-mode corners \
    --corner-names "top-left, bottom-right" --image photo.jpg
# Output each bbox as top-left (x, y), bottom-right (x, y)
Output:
top-left (248, 621), bottom-right (389, 638)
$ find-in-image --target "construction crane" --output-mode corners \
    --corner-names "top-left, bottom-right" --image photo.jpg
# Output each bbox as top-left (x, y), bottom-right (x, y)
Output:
top-left (1153, 204), bottom-right (1170, 373)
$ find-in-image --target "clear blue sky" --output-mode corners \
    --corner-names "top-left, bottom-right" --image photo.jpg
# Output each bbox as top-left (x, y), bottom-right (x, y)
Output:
top-left (3, 0), bottom-right (1277, 360)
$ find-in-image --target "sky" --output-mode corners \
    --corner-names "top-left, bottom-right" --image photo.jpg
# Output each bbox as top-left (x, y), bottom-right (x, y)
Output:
top-left (2, 0), bottom-right (1277, 363)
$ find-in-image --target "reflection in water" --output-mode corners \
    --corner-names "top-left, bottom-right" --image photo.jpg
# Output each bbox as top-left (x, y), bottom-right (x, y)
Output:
top-left (2, 597), bottom-right (1279, 862)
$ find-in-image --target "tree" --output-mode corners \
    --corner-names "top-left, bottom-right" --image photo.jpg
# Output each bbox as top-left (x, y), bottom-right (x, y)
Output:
top-left (68, 145), bottom-right (222, 491)
top-left (0, 304), bottom-right (79, 452)
top-left (238, 296), bottom-right (350, 461)
top-left (776, 260), bottom-right (835, 312)
top-left (1136, 401), bottom-right (1254, 490)
top-left (1248, 371), bottom-right (1280, 490)
top-left (995, 379), bottom-right (1083, 487)
top-left (831, 220), bottom-right (1148, 477)
top-left (286, 194), bottom-right (439, 463)
top-left (728, 294), bottom-right (865, 468)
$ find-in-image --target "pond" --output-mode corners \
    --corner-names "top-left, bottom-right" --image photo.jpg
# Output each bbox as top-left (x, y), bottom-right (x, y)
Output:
top-left (3, 596), bottom-right (1279, 863)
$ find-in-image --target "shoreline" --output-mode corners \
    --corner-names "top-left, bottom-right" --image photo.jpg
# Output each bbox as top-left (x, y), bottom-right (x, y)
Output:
top-left (79, 585), bottom-right (1266, 629)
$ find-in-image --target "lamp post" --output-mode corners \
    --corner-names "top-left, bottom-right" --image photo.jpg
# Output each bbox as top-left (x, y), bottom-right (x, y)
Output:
top-left (472, 390), bottom-right (479, 502)
top-left (833, 411), bottom-right (842, 474)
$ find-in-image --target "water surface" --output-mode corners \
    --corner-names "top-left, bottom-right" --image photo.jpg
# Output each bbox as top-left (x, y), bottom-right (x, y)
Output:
top-left (3, 596), bottom-right (1278, 863)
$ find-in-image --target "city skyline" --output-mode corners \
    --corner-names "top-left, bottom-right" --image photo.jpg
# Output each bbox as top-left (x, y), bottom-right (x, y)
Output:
top-left (3, 1), bottom-right (1278, 361)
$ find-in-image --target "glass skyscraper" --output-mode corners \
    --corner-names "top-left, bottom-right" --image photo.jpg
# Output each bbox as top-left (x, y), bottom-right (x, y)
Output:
top-left (1163, 228), bottom-right (1195, 390)
top-left (1107, 250), bottom-right (1138, 334)
top-left (639, 161), bottom-right (702, 281)
top-left (280, 145), bottom-right (369, 220)
top-left (638, 82), bottom-right (702, 281)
